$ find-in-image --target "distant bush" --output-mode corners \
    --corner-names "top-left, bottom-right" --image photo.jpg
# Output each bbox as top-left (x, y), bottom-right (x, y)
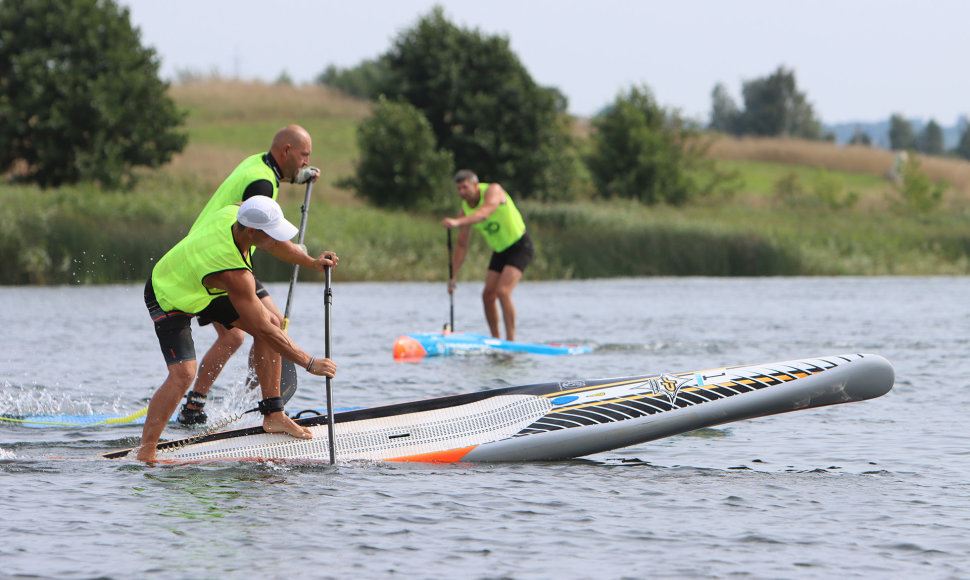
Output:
top-left (708, 67), bottom-right (822, 140)
top-left (740, 67), bottom-right (822, 140)
top-left (812, 169), bottom-right (859, 209)
top-left (0, 0), bottom-right (186, 188)
top-left (316, 59), bottom-right (390, 100)
top-left (889, 114), bottom-right (917, 151)
top-left (849, 128), bottom-right (872, 146)
top-left (917, 120), bottom-right (945, 156)
top-left (773, 169), bottom-right (859, 210)
top-left (954, 124), bottom-right (970, 161)
top-left (888, 153), bottom-right (946, 215)
top-left (586, 85), bottom-right (719, 205)
top-left (275, 70), bottom-right (294, 86)
top-left (341, 97), bottom-right (454, 212)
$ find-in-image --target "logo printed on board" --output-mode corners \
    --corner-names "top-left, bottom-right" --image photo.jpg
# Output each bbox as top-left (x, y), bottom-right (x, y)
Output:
top-left (642, 374), bottom-right (690, 405)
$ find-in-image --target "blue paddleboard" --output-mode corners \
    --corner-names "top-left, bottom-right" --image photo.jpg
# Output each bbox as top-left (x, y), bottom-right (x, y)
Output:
top-left (393, 332), bottom-right (592, 359)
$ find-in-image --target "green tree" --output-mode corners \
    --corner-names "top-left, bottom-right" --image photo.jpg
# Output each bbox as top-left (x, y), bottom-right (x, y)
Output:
top-left (955, 122), bottom-right (970, 161)
top-left (275, 70), bottom-right (293, 86)
top-left (916, 119), bottom-right (944, 155)
top-left (379, 6), bottom-right (581, 201)
top-left (709, 83), bottom-right (741, 135)
top-left (888, 114), bottom-right (916, 151)
top-left (0, 0), bottom-right (186, 188)
top-left (586, 85), bottom-right (708, 205)
top-left (849, 126), bottom-right (871, 146)
top-left (888, 153), bottom-right (946, 215)
top-left (341, 96), bottom-right (454, 212)
top-left (316, 59), bottom-right (390, 100)
top-left (738, 66), bottom-right (821, 139)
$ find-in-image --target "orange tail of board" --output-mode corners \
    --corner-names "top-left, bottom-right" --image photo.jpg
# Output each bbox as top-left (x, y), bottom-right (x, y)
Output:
top-left (388, 445), bottom-right (477, 463)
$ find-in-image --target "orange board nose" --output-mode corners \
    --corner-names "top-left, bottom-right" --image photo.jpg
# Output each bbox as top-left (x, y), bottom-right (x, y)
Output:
top-left (393, 335), bottom-right (428, 359)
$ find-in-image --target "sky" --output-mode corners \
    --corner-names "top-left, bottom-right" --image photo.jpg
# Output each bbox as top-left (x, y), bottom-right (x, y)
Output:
top-left (122, 0), bottom-right (969, 126)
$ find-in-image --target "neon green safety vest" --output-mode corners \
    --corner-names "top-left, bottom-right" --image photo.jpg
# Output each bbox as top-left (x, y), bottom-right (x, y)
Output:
top-left (152, 205), bottom-right (252, 314)
top-left (191, 153), bottom-right (279, 232)
top-left (461, 183), bottom-right (526, 253)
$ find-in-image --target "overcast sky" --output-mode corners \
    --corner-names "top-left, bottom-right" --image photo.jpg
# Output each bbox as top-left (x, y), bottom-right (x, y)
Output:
top-left (122, 0), bottom-right (969, 126)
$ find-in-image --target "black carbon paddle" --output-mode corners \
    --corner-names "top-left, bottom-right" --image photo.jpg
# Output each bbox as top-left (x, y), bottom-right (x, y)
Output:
top-left (323, 261), bottom-right (336, 464)
top-left (446, 228), bottom-right (455, 332)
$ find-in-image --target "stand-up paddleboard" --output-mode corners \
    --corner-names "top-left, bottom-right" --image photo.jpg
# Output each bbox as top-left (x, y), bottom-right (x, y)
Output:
top-left (2, 408), bottom-right (159, 428)
top-left (393, 331), bottom-right (592, 359)
top-left (103, 353), bottom-right (893, 463)
top-left (0, 408), bottom-right (358, 428)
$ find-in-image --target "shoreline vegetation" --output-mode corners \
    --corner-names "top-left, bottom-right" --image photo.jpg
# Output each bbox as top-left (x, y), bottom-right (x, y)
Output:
top-left (3, 79), bottom-right (970, 285)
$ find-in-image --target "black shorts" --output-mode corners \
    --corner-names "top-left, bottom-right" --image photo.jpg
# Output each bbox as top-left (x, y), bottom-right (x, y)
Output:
top-left (488, 232), bottom-right (534, 274)
top-left (197, 278), bottom-right (268, 326)
top-left (144, 279), bottom-right (241, 365)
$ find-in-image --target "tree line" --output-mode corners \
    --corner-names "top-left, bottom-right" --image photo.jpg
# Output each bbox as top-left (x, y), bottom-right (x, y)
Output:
top-left (316, 6), bottom-right (732, 207)
top-left (2, 0), bottom-right (968, 207)
top-left (709, 67), bottom-right (970, 160)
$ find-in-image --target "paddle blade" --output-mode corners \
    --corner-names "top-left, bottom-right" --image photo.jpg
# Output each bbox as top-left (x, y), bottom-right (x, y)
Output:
top-left (280, 359), bottom-right (298, 404)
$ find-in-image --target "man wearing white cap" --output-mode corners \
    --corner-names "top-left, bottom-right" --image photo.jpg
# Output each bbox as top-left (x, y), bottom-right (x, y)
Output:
top-left (137, 196), bottom-right (336, 463)
top-left (177, 124), bottom-right (336, 425)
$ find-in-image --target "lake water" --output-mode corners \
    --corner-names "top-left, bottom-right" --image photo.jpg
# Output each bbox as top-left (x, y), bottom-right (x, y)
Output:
top-left (1, 277), bottom-right (968, 578)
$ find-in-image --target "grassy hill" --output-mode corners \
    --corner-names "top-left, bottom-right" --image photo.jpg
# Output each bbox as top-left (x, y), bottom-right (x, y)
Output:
top-left (165, 80), bottom-right (371, 206)
top-left (3, 79), bottom-right (970, 285)
top-left (707, 135), bottom-right (970, 202)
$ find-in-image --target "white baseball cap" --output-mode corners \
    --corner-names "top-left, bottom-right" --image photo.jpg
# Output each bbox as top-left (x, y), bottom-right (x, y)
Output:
top-left (237, 196), bottom-right (298, 241)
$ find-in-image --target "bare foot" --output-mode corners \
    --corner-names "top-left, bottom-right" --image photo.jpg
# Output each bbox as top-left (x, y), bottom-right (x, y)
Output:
top-left (135, 445), bottom-right (157, 464)
top-left (263, 412), bottom-right (313, 439)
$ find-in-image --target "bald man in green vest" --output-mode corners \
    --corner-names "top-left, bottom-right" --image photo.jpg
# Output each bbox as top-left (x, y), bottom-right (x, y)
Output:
top-left (442, 170), bottom-right (534, 342)
top-left (177, 125), bottom-right (337, 425)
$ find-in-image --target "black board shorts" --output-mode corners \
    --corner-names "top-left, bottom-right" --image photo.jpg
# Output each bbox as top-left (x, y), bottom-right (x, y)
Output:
top-left (144, 279), bottom-right (241, 365)
top-left (487, 232), bottom-right (534, 274)
top-left (198, 278), bottom-right (268, 327)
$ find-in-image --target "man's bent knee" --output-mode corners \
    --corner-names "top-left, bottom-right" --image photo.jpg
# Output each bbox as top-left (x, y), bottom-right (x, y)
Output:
top-left (482, 288), bottom-right (498, 302)
top-left (166, 361), bottom-right (197, 388)
top-left (218, 329), bottom-right (246, 350)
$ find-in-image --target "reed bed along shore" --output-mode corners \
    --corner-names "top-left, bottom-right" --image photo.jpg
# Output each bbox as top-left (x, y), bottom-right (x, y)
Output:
top-left (5, 184), bottom-right (968, 285)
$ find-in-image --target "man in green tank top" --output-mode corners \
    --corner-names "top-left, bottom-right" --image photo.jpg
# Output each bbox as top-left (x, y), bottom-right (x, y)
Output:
top-left (442, 170), bottom-right (534, 341)
top-left (177, 125), bottom-right (339, 426)
top-left (139, 196), bottom-right (337, 463)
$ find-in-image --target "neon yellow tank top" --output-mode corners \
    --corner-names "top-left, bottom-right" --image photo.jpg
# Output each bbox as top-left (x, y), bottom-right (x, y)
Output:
top-left (152, 205), bottom-right (252, 314)
top-left (191, 153), bottom-right (279, 232)
top-left (461, 183), bottom-right (526, 252)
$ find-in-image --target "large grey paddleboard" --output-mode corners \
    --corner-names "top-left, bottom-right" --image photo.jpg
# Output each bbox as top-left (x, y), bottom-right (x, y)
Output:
top-left (103, 353), bottom-right (894, 463)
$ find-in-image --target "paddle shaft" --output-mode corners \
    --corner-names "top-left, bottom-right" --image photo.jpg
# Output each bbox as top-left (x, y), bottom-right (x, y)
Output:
top-left (447, 228), bottom-right (455, 332)
top-left (324, 262), bottom-right (336, 464)
top-left (282, 181), bottom-right (314, 332)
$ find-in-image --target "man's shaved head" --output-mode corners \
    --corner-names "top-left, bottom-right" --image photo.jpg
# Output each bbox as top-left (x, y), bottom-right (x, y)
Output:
top-left (270, 125), bottom-right (313, 181)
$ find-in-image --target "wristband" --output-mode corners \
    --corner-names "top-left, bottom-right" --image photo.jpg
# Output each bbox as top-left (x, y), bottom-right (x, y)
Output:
top-left (305, 357), bottom-right (315, 372)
